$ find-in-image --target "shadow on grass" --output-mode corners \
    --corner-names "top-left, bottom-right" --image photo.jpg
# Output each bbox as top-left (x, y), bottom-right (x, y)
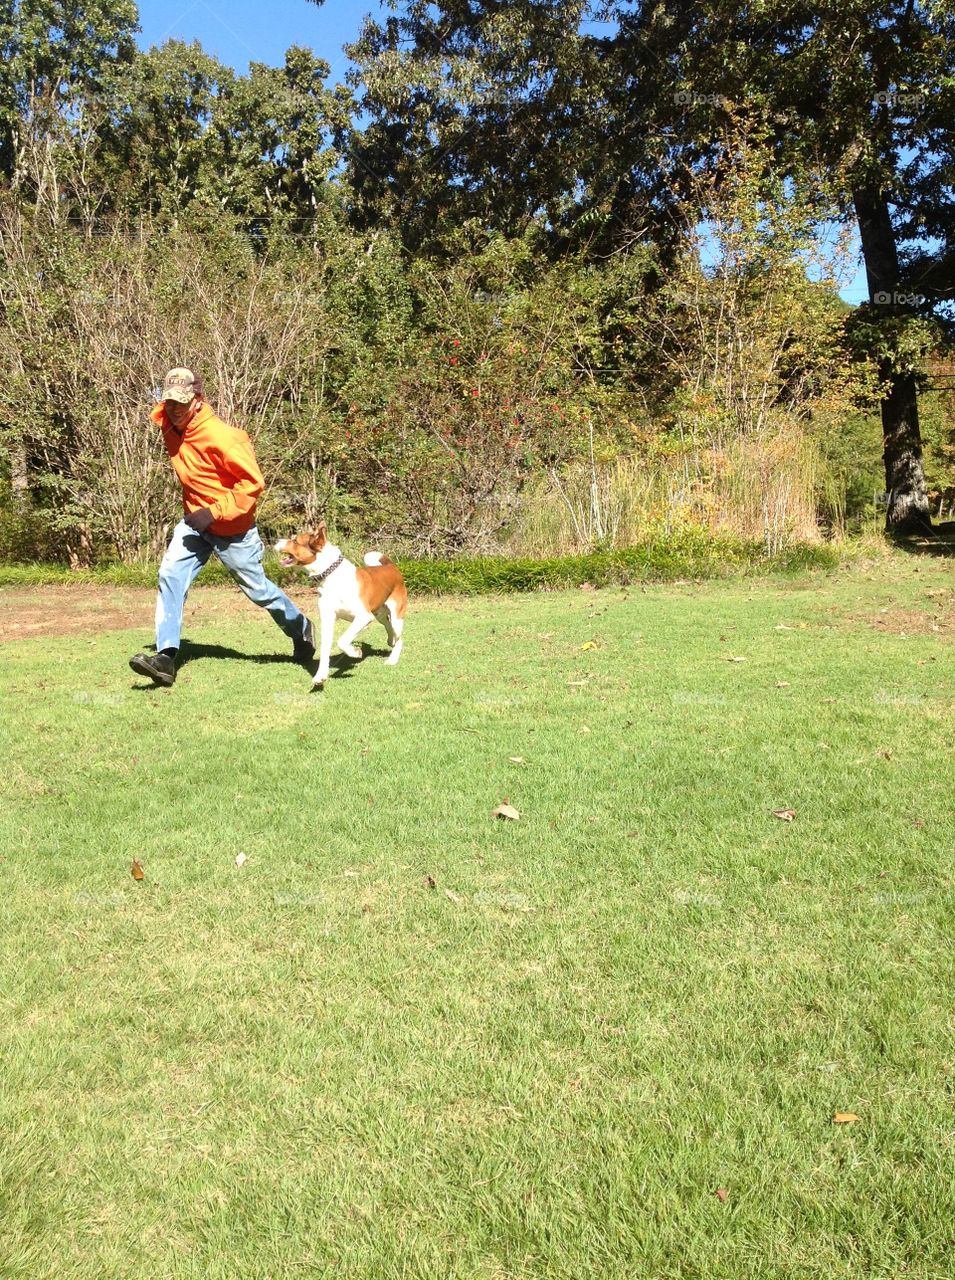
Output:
top-left (129, 637), bottom-right (391, 689)
top-left (887, 523), bottom-right (955, 559)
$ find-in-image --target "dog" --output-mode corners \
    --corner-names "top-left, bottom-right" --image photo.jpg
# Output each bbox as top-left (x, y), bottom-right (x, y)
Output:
top-left (274, 522), bottom-right (407, 686)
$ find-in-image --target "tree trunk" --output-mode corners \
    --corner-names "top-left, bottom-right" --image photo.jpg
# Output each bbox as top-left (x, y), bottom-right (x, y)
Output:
top-left (852, 183), bottom-right (931, 534)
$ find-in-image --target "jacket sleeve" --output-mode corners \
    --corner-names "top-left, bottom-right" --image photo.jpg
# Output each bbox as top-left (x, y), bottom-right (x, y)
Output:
top-left (209, 432), bottom-right (265, 523)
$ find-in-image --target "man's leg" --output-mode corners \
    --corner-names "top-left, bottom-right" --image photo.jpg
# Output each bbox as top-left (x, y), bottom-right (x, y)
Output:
top-left (212, 526), bottom-right (312, 653)
top-left (130, 521), bottom-right (211, 684)
top-left (156, 521), bottom-right (213, 651)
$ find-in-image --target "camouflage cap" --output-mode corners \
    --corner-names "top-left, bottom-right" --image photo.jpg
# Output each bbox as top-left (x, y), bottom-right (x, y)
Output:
top-left (160, 367), bottom-right (203, 404)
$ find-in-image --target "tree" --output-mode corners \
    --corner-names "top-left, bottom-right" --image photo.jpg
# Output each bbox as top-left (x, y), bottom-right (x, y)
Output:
top-left (0, 0), bottom-right (137, 190)
top-left (335, 0), bottom-right (955, 532)
top-left (628, 0), bottom-right (954, 532)
top-left (93, 41), bottom-right (351, 229)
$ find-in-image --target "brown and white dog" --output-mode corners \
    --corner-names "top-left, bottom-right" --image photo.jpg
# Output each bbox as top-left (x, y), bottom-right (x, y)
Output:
top-left (274, 522), bottom-right (407, 686)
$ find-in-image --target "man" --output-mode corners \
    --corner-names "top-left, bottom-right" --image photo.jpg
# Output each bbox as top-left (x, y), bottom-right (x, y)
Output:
top-left (129, 367), bottom-right (314, 687)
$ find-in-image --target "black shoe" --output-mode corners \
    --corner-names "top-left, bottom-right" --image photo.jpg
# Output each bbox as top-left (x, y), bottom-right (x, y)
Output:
top-left (129, 652), bottom-right (176, 686)
top-left (292, 618), bottom-right (315, 664)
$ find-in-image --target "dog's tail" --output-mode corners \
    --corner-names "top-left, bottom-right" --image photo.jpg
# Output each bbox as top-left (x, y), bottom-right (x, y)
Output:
top-left (363, 551), bottom-right (392, 567)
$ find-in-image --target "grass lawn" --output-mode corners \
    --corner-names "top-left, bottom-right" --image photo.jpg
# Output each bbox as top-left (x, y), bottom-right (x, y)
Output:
top-left (1, 552), bottom-right (953, 1279)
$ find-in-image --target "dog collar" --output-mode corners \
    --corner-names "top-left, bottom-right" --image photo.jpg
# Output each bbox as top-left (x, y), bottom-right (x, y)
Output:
top-left (314, 553), bottom-right (344, 584)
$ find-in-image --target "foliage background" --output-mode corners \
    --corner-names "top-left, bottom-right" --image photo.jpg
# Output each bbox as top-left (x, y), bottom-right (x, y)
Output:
top-left (0, 1), bottom-right (952, 565)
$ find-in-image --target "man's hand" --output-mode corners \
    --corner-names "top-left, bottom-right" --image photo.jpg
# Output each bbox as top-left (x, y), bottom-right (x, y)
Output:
top-left (184, 508), bottom-right (215, 533)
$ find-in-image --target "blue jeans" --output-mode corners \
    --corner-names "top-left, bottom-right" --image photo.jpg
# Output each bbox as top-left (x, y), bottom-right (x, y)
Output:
top-left (155, 521), bottom-right (308, 653)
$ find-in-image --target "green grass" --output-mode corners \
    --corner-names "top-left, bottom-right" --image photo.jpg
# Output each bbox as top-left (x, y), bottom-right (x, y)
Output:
top-left (1, 554), bottom-right (953, 1278)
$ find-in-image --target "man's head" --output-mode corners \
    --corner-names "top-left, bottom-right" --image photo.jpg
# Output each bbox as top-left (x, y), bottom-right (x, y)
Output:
top-left (160, 367), bottom-right (203, 429)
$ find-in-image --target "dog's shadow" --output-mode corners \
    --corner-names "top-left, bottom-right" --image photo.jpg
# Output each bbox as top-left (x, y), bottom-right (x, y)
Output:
top-left (311, 644), bottom-right (392, 688)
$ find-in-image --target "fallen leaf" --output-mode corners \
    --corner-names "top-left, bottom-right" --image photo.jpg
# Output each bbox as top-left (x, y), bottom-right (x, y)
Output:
top-left (723, 655), bottom-right (747, 663)
top-left (580, 725), bottom-right (591, 734)
top-left (581, 640), bottom-right (598, 651)
top-left (833, 1112), bottom-right (860, 1124)
top-left (235, 852), bottom-right (247, 868)
top-left (508, 756), bottom-right (526, 765)
top-left (492, 803), bottom-right (520, 821)
top-left (775, 681), bottom-right (791, 688)
top-left (444, 888), bottom-right (463, 904)
top-left (772, 808), bottom-right (797, 822)
top-left (775, 624), bottom-right (794, 631)
top-left (423, 874), bottom-right (437, 889)
top-left (715, 1187), bottom-right (729, 1202)
top-left (131, 860), bottom-right (145, 881)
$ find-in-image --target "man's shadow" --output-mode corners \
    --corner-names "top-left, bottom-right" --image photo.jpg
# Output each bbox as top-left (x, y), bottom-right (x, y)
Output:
top-left (130, 638), bottom-right (391, 689)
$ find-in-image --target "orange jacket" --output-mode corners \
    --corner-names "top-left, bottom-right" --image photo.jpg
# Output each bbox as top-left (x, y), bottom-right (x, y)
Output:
top-left (152, 402), bottom-right (265, 536)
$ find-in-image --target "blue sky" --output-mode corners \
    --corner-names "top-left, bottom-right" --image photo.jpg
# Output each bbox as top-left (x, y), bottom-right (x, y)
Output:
top-left (135, 0), bottom-right (870, 305)
top-left (135, 0), bottom-right (375, 79)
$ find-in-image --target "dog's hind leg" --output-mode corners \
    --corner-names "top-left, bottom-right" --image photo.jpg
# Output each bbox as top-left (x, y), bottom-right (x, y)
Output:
top-left (384, 599), bottom-right (404, 665)
top-left (374, 605), bottom-right (396, 646)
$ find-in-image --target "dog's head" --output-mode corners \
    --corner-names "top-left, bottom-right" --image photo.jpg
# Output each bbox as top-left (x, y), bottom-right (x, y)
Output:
top-left (274, 522), bottom-right (327, 568)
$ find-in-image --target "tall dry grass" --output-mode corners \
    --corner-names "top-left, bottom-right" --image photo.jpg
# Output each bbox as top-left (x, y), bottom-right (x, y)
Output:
top-left (505, 423), bottom-right (823, 558)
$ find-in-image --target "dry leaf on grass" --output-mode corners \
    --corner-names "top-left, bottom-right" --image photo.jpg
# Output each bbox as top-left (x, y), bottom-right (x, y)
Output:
top-left (235, 852), bottom-right (247, 868)
top-left (833, 1112), bottom-right (860, 1124)
top-left (723, 655), bottom-right (747, 663)
top-left (581, 640), bottom-right (598, 651)
top-left (423, 873), bottom-right (437, 890)
top-left (444, 889), bottom-right (463, 904)
top-left (492, 802), bottom-right (520, 821)
top-left (508, 756), bottom-right (526, 765)
top-left (772, 808), bottom-right (797, 822)
top-left (131, 860), bottom-right (145, 881)
top-left (715, 1187), bottom-right (729, 1202)
top-left (775, 681), bottom-right (791, 688)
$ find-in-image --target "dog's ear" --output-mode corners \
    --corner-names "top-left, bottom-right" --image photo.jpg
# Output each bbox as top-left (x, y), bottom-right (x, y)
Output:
top-left (309, 522), bottom-right (327, 550)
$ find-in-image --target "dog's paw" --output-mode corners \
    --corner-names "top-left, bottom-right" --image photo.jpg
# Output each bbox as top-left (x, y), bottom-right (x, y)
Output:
top-left (341, 643), bottom-right (362, 659)
top-left (312, 672), bottom-right (328, 687)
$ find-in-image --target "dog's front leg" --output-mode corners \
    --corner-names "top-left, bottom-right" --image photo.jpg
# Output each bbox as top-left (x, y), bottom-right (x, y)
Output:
top-left (338, 609), bottom-right (374, 659)
top-left (313, 601), bottom-right (336, 686)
